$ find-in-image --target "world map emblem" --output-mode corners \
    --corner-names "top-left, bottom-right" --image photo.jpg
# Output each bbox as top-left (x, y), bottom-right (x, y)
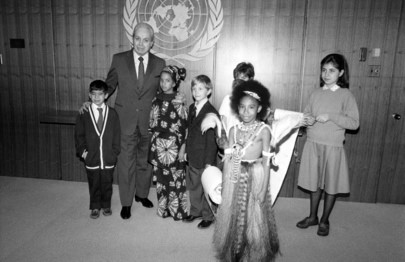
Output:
top-left (123, 0), bottom-right (224, 63)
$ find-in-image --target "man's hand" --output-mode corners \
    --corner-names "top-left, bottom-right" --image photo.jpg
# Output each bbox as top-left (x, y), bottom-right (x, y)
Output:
top-left (79, 101), bottom-right (91, 114)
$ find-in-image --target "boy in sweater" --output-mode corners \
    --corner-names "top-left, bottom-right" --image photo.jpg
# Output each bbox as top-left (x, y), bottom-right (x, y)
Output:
top-left (75, 80), bottom-right (120, 219)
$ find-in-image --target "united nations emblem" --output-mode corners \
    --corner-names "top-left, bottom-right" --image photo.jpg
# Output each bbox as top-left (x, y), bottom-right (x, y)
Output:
top-left (123, 0), bottom-right (224, 63)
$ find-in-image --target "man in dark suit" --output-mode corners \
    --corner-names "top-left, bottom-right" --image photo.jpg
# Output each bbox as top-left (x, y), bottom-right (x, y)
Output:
top-left (105, 22), bottom-right (165, 219)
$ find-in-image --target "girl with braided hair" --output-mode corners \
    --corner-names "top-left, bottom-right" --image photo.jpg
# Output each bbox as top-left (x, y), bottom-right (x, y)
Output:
top-left (213, 80), bottom-right (279, 262)
top-left (148, 65), bottom-right (188, 220)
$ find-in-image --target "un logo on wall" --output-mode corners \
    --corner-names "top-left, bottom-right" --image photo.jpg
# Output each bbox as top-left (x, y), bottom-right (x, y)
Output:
top-left (123, 0), bottom-right (224, 63)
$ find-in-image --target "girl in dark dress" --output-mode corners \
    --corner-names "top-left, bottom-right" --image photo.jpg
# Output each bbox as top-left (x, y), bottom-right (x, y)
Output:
top-left (149, 65), bottom-right (188, 220)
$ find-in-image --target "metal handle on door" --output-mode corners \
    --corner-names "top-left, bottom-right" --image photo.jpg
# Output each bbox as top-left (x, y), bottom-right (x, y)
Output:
top-left (392, 113), bottom-right (401, 120)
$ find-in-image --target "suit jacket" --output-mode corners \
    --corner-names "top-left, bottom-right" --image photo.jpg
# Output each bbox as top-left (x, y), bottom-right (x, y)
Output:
top-left (75, 106), bottom-right (121, 169)
top-left (186, 101), bottom-right (219, 169)
top-left (106, 50), bottom-right (165, 135)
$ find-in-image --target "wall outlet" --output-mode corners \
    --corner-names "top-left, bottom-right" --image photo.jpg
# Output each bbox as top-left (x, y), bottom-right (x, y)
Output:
top-left (368, 65), bottom-right (381, 77)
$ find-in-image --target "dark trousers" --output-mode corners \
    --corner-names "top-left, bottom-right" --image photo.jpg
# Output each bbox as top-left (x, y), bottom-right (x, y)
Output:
top-left (117, 127), bottom-right (152, 206)
top-left (187, 165), bottom-right (214, 221)
top-left (86, 168), bottom-right (114, 210)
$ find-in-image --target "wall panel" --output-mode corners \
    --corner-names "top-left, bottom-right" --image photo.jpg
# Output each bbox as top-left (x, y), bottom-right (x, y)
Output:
top-left (1, 0), bottom-right (58, 179)
top-left (377, 3), bottom-right (405, 203)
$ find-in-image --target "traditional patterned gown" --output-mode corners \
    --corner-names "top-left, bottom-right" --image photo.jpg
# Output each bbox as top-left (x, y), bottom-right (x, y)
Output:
top-left (213, 122), bottom-right (280, 262)
top-left (149, 93), bottom-right (188, 220)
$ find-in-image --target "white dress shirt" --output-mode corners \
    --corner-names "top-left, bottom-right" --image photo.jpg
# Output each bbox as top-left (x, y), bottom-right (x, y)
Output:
top-left (133, 52), bottom-right (149, 78)
top-left (91, 103), bottom-right (106, 120)
top-left (195, 98), bottom-right (208, 116)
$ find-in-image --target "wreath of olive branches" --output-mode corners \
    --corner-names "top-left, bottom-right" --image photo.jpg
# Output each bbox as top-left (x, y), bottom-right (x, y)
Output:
top-left (123, 0), bottom-right (224, 63)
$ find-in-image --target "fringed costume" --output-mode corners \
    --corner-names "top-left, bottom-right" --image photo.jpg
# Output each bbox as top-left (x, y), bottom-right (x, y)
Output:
top-left (213, 122), bottom-right (280, 262)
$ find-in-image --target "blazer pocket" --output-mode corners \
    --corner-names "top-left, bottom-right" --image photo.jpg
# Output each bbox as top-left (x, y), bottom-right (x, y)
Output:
top-left (114, 103), bottom-right (123, 108)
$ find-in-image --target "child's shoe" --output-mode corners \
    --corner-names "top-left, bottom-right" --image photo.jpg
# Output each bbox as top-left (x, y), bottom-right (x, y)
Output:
top-left (90, 209), bottom-right (100, 219)
top-left (317, 222), bottom-right (330, 236)
top-left (102, 208), bottom-right (112, 216)
top-left (296, 216), bottom-right (318, 228)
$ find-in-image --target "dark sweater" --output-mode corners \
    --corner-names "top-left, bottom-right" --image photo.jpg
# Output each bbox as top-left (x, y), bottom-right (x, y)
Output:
top-left (75, 106), bottom-right (121, 169)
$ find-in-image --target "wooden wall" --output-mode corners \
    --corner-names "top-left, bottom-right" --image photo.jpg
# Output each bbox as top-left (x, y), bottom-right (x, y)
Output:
top-left (0, 0), bottom-right (404, 204)
top-left (298, 0), bottom-right (405, 203)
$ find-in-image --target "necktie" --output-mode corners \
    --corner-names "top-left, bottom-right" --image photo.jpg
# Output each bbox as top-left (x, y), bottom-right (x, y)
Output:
top-left (190, 105), bottom-right (197, 123)
top-left (138, 57), bottom-right (144, 88)
top-left (97, 108), bottom-right (103, 131)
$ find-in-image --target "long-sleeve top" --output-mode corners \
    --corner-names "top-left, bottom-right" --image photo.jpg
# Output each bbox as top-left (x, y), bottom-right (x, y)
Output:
top-left (304, 87), bottom-right (359, 147)
top-left (75, 105), bottom-right (121, 169)
top-left (186, 101), bottom-right (219, 169)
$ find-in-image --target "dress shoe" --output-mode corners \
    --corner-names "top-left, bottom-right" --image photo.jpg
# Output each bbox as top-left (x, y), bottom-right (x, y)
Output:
top-left (296, 217), bottom-right (319, 229)
top-left (197, 220), bottom-right (213, 229)
top-left (90, 209), bottom-right (100, 219)
top-left (317, 222), bottom-right (330, 236)
top-left (135, 195), bottom-right (154, 208)
top-left (120, 206), bottom-right (131, 220)
top-left (102, 208), bottom-right (112, 216)
top-left (182, 215), bottom-right (202, 223)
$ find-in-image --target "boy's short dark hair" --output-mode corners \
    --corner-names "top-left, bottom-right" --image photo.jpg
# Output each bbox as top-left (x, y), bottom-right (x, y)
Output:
top-left (89, 80), bottom-right (108, 93)
top-left (233, 62), bottom-right (255, 79)
top-left (191, 75), bottom-right (213, 90)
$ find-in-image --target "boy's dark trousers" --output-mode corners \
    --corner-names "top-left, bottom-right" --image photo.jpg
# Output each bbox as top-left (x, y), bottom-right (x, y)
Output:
top-left (86, 168), bottom-right (114, 210)
top-left (186, 165), bottom-right (214, 221)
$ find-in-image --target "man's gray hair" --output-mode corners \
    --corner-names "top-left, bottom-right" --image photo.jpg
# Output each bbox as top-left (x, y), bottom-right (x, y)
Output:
top-left (133, 22), bottom-right (155, 41)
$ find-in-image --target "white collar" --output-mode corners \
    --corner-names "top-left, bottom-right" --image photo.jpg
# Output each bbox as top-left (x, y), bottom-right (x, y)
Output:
top-left (323, 84), bottom-right (340, 92)
top-left (194, 98), bottom-right (208, 114)
top-left (133, 52), bottom-right (149, 67)
top-left (91, 103), bottom-right (106, 112)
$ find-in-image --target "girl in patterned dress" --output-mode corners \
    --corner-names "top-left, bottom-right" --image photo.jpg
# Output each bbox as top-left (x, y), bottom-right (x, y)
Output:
top-left (214, 80), bottom-right (279, 262)
top-left (149, 65), bottom-right (188, 220)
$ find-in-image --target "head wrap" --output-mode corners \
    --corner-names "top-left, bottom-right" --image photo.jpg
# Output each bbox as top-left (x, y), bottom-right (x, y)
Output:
top-left (161, 65), bottom-right (186, 85)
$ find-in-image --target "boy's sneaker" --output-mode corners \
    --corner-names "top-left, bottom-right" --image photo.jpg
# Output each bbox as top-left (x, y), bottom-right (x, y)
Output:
top-left (102, 208), bottom-right (112, 216)
top-left (90, 209), bottom-right (100, 219)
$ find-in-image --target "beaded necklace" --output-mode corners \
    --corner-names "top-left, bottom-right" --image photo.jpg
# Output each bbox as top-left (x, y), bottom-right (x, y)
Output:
top-left (229, 121), bottom-right (263, 183)
top-left (236, 121), bottom-right (260, 146)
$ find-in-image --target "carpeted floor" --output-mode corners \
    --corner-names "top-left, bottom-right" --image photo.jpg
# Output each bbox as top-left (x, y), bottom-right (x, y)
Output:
top-left (0, 176), bottom-right (404, 262)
